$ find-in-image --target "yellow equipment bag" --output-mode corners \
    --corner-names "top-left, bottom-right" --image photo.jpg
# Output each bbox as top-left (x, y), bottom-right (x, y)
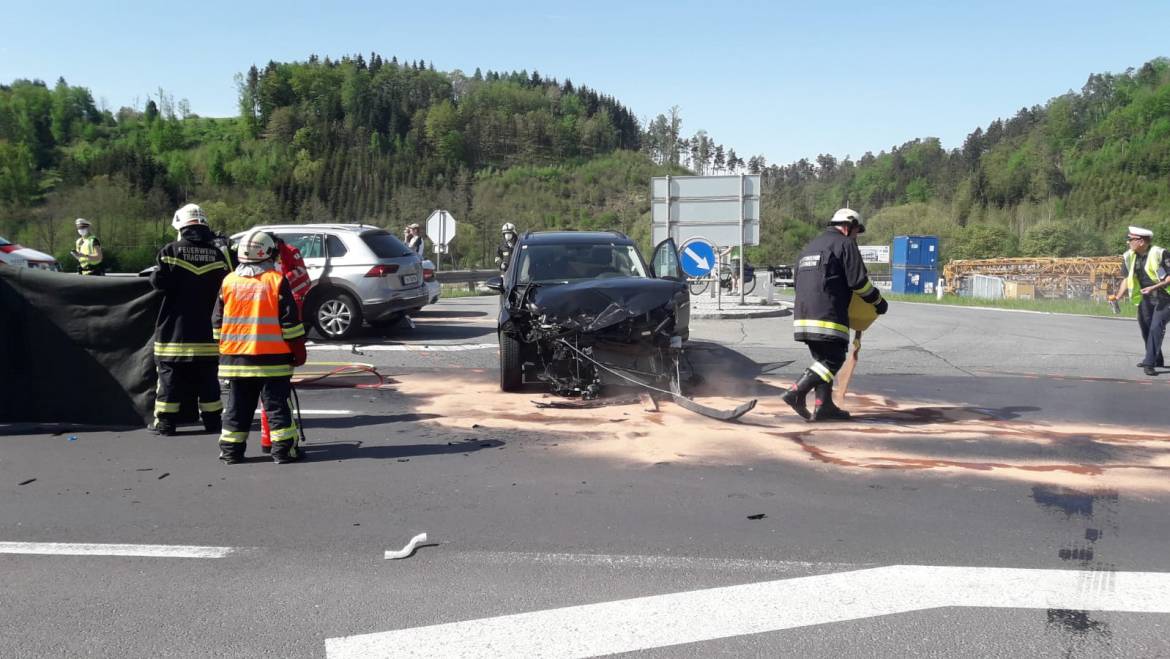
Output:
top-left (848, 293), bottom-right (878, 331)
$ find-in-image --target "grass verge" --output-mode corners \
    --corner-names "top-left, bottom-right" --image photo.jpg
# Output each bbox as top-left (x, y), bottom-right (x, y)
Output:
top-left (440, 284), bottom-right (497, 298)
top-left (884, 292), bottom-right (1136, 318)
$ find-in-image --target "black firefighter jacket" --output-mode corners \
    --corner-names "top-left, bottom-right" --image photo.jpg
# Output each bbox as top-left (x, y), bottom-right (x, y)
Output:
top-left (792, 228), bottom-right (883, 343)
top-left (150, 226), bottom-right (233, 361)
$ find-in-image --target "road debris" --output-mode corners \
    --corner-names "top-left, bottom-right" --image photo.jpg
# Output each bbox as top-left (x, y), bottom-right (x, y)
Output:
top-left (18, 478), bottom-right (37, 486)
top-left (747, 514), bottom-right (767, 520)
top-left (384, 532), bottom-right (429, 560)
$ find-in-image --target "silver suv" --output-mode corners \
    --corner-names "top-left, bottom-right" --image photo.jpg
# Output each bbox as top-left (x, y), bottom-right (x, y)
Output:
top-left (235, 224), bottom-right (430, 340)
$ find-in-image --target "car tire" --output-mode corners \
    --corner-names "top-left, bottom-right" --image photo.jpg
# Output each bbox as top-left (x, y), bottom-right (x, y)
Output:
top-left (499, 331), bottom-right (523, 392)
top-left (314, 291), bottom-right (363, 341)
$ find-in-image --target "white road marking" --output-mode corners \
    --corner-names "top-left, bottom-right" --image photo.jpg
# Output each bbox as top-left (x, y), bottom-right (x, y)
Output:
top-left (451, 551), bottom-right (866, 574)
top-left (0, 542), bottom-right (237, 559)
top-left (325, 564), bottom-right (1170, 658)
top-left (307, 343), bottom-right (496, 352)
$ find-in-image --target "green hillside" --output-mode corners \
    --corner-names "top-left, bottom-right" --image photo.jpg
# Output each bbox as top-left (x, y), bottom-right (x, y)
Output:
top-left (2, 54), bottom-right (1169, 271)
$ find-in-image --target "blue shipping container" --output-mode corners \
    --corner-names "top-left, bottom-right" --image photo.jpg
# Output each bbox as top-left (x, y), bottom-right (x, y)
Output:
top-left (891, 266), bottom-right (939, 294)
top-left (892, 235), bottom-right (939, 267)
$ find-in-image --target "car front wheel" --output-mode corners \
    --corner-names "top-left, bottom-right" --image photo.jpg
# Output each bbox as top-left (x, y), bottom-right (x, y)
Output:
top-left (499, 331), bottom-right (523, 391)
top-left (315, 292), bottom-right (363, 340)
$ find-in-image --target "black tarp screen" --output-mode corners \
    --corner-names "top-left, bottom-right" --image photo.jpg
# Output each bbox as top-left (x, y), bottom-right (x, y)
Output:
top-left (1, 266), bottom-right (160, 426)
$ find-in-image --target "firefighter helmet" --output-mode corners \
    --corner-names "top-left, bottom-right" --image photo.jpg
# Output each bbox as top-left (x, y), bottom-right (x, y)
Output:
top-left (237, 230), bottom-right (277, 263)
top-left (172, 203), bottom-right (210, 231)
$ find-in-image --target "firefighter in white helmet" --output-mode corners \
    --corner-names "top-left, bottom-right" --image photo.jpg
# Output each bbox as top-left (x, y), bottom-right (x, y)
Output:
top-left (497, 222), bottom-right (518, 271)
top-left (211, 230), bottom-right (307, 464)
top-left (149, 204), bottom-right (232, 435)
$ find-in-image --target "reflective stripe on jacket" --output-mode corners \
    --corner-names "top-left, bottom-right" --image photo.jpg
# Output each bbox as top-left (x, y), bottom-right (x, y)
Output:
top-left (1124, 246), bottom-right (1167, 305)
top-left (76, 235), bottom-right (102, 269)
top-left (217, 270), bottom-right (294, 356)
top-left (792, 228), bottom-right (883, 343)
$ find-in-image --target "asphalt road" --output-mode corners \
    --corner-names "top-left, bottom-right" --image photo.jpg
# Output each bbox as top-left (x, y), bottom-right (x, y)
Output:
top-left (2, 295), bottom-right (1169, 658)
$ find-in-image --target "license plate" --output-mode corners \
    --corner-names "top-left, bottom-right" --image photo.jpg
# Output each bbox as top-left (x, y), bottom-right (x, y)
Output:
top-left (401, 274), bottom-right (419, 285)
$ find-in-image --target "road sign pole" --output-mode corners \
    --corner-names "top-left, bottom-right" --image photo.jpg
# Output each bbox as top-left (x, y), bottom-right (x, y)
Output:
top-left (739, 174), bottom-right (745, 305)
top-left (665, 175), bottom-right (672, 244)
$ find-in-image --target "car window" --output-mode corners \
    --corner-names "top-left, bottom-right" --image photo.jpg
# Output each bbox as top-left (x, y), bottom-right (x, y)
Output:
top-left (275, 232), bottom-right (324, 259)
top-left (326, 235), bottom-right (348, 258)
top-left (0, 237), bottom-right (10, 246)
top-left (517, 243), bottom-right (647, 284)
top-left (361, 231), bottom-right (413, 258)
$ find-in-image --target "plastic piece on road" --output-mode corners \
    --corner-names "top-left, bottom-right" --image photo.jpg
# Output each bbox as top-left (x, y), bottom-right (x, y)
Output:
top-left (68, 435), bottom-right (78, 441)
top-left (384, 532), bottom-right (429, 560)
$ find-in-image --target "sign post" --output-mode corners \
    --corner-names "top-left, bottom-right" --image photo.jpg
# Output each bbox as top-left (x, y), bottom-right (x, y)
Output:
top-left (425, 210), bottom-right (457, 271)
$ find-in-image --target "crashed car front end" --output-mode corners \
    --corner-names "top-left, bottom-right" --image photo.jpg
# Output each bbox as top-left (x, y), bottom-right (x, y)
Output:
top-left (501, 277), bottom-right (689, 399)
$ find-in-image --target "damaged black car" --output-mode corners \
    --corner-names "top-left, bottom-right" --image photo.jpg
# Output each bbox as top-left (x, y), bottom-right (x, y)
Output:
top-left (487, 231), bottom-right (691, 399)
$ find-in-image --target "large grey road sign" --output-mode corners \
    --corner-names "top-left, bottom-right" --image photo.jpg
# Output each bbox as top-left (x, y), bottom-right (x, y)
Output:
top-left (650, 175), bottom-right (761, 247)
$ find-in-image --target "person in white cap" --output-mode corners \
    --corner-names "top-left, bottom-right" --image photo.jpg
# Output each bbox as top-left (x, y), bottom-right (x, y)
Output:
top-left (405, 223), bottom-right (425, 257)
top-left (1110, 226), bottom-right (1170, 376)
top-left (70, 218), bottom-right (104, 275)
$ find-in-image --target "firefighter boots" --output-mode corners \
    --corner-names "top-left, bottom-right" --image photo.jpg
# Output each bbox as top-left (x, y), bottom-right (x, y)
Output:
top-left (270, 440), bottom-right (302, 465)
top-left (812, 381), bottom-right (851, 421)
top-left (218, 442), bottom-right (245, 465)
top-left (202, 413), bottom-right (222, 434)
top-left (781, 369), bottom-right (821, 420)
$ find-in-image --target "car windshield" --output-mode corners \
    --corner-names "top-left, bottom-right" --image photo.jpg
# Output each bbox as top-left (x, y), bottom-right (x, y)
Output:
top-left (0, 237), bottom-right (10, 246)
top-left (516, 243), bottom-right (648, 284)
top-left (361, 231), bottom-right (413, 258)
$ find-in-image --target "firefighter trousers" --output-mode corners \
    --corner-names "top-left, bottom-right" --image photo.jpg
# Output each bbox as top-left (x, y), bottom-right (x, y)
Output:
top-left (220, 376), bottom-right (297, 449)
top-left (155, 360), bottom-right (222, 424)
top-left (803, 339), bottom-right (848, 381)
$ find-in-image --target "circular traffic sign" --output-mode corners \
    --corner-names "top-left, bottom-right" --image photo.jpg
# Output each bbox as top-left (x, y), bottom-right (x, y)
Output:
top-left (679, 238), bottom-right (716, 278)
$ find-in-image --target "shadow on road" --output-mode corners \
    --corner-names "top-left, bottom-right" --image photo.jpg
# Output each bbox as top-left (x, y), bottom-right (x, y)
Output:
top-left (302, 438), bottom-right (505, 461)
top-left (306, 413), bottom-right (441, 429)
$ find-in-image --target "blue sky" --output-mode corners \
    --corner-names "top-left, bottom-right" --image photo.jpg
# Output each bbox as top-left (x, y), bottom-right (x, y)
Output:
top-left (3, 0), bottom-right (1168, 165)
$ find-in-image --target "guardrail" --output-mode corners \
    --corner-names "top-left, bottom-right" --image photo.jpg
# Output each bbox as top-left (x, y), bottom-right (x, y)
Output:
top-left (435, 269), bottom-right (499, 292)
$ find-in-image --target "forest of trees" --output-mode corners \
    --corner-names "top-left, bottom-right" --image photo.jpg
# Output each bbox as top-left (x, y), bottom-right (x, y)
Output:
top-left (1, 53), bottom-right (1169, 271)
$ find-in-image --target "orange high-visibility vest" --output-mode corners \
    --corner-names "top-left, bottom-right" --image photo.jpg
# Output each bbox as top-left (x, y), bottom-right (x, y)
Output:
top-left (218, 270), bottom-right (291, 356)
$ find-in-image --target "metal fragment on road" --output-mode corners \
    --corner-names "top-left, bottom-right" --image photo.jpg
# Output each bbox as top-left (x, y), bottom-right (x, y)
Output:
top-left (531, 396), bottom-right (642, 409)
top-left (384, 533), bottom-right (429, 560)
top-left (640, 393), bottom-right (659, 413)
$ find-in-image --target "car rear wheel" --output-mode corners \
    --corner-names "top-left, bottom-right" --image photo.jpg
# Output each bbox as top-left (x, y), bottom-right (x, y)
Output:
top-left (499, 331), bottom-right (523, 392)
top-left (315, 292), bottom-right (363, 340)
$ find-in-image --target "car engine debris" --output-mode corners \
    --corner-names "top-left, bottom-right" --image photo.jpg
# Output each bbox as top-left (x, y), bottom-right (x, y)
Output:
top-left (502, 277), bottom-right (756, 421)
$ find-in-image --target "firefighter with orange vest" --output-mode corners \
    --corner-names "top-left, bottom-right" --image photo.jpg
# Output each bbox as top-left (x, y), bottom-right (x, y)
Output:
top-left (212, 230), bottom-right (307, 464)
top-left (258, 235), bottom-right (311, 454)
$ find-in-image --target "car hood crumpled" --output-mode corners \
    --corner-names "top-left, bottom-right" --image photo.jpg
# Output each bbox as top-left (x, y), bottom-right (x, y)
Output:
top-left (530, 277), bottom-right (684, 333)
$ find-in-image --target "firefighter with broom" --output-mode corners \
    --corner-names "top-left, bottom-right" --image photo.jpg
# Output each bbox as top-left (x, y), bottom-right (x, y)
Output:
top-left (782, 208), bottom-right (887, 421)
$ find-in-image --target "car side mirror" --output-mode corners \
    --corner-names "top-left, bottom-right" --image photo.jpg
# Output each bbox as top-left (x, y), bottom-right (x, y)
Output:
top-left (486, 276), bottom-right (505, 294)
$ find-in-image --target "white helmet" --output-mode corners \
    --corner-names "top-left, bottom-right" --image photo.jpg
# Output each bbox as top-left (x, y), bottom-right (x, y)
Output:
top-left (172, 203), bottom-right (209, 231)
top-left (502, 222), bottom-right (516, 234)
top-left (829, 208), bottom-right (865, 234)
top-left (236, 230), bottom-right (277, 263)
top-left (74, 218), bottom-right (91, 228)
